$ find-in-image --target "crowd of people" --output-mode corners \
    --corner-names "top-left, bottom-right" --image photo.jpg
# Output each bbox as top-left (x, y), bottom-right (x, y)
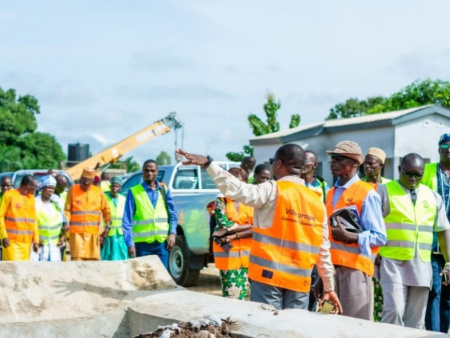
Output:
top-left (1, 134), bottom-right (450, 333)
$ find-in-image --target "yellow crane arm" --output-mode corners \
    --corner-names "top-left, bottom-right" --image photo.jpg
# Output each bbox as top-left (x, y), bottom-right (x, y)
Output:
top-left (66, 112), bottom-right (182, 181)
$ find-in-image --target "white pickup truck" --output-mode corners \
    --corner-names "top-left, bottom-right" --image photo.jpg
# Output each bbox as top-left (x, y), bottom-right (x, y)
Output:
top-left (120, 161), bottom-right (239, 286)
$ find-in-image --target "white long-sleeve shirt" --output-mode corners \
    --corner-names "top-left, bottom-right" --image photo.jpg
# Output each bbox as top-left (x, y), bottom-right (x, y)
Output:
top-left (207, 162), bottom-right (335, 292)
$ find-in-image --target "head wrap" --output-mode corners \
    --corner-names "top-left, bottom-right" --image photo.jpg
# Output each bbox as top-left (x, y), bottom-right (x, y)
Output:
top-left (439, 133), bottom-right (450, 146)
top-left (366, 147), bottom-right (386, 164)
top-left (81, 167), bottom-right (96, 179)
top-left (326, 141), bottom-right (364, 165)
top-left (39, 175), bottom-right (57, 189)
top-left (110, 176), bottom-right (123, 186)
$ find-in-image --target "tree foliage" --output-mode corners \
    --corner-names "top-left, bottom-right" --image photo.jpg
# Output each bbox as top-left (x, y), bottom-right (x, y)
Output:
top-left (0, 87), bottom-right (65, 172)
top-left (326, 79), bottom-right (450, 120)
top-left (226, 93), bottom-right (301, 161)
top-left (156, 151), bottom-right (172, 165)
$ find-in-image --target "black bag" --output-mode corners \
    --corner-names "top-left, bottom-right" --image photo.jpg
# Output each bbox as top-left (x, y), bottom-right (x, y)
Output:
top-left (330, 208), bottom-right (362, 233)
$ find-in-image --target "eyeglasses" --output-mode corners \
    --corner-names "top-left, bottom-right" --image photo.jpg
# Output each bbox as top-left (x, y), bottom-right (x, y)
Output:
top-left (331, 154), bottom-right (352, 162)
top-left (440, 144), bottom-right (450, 150)
top-left (269, 158), bottom-right (276, 165)
top-left (402, 170), bottom-right (423, 179)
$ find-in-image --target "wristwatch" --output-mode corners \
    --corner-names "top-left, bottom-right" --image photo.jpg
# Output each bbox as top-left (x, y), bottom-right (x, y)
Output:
top-left (204, 155), bottom-right (214, 168)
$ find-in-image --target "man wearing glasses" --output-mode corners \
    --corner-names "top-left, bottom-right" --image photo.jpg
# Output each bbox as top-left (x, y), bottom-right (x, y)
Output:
top-left (177, 145), bottom-right (342, 313)
top-left (377, 153), bottom-right (450, 328)
top-left (325, 141), bottom-right (386, 320)
top-left (422, 133), bottom-right (450, 333)
top-left (64, 168), bottom-right (111, 261)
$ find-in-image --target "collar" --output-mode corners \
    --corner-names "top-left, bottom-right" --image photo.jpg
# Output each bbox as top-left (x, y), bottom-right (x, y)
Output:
top-left (334, 173), bottom-right (360, 189)
top-left (142, 180), bottom-right (161, 190)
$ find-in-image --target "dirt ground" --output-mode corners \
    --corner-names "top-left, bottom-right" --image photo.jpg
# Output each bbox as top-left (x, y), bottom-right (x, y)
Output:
top-left (186, 263), bottom-right (222, 297)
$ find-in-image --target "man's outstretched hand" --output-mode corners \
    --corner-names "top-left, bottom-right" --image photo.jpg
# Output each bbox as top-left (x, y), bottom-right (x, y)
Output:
top-left (176, 149), bottom-right (208, 166)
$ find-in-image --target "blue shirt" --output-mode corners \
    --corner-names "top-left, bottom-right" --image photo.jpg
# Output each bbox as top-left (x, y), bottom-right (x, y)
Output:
top-left (332, 174), bottom-right (387, 256)
top-left (122, 181), bottom-right (178, 248)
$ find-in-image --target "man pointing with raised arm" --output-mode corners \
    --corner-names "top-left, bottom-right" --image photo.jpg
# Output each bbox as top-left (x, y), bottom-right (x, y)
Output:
top-left (177, 145), bottom-right (342, 313)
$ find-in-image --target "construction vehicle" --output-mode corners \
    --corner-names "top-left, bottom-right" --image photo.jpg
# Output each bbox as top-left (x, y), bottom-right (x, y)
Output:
top-left (66, 112), bottom-right (182, 181)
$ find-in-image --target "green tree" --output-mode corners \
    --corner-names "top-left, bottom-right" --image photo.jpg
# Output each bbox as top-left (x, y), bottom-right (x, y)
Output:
top-left (0, 87), bottom-right (65, 171)
top-left (325, 79), bottom-right (450, 120)
top-left (226, 93), bottom-right (301, 161)
top-left (156, 151), bottom-right (172, 165)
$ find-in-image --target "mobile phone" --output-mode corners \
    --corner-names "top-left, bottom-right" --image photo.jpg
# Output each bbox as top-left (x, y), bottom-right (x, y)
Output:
top-left (319, 300), bottom-right (336, 314)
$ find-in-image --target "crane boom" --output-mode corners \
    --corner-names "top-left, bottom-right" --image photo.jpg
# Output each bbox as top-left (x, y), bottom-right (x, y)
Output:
top-left (66, 112), bottom-right (182, 181)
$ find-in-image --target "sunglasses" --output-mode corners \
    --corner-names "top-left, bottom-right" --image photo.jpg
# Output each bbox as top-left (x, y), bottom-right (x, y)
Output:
top-left (440, 144), bottom-right (450, 150)
top-left (402, 170), bottom-right (423, 179)
top-left (331, 154), bottom-right (352, 162)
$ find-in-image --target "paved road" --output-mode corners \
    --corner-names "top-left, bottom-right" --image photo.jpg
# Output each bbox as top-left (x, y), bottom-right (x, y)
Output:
top-left (186, 263), bottom-right (222, 297)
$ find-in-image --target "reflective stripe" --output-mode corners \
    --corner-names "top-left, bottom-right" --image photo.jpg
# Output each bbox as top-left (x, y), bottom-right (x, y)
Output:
top-left (132, 218), bottom-right (168, 226)
top-left (39, 224), bottom-right (62, 231)
top-left (385, 223), bottom-right (416, 231)
top-left (135, 230), bottom-right (168, 237)
top-left (419, 243), bottom-right (432, 251)
top-left (250, 255), bottom-right (312, 277)
top-left (386, 240), bottom-right (415, 249)
top-left (70, 222), bottom-right (100, 226)
top-left (330, 242), bottom-right (362, 255)
top-left (214, 250), bottom-right (250, 258)
top-left (253, 232), bottom-right (320, 255)
top-left (112, 217), bottom-right (122, 221)
top-left (6, 229), bottom-right (33, 235)
top-left (45, 234), bottom-right (60, 240)
top-left (71, 211), bottom-right (101, 215)
top-left (418, 225), bottom-right (433, 233)
top-left (5, 216), bottom-right (35, 223)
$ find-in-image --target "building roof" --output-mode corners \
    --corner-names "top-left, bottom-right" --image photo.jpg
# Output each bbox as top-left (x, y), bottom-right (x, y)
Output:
top-left (250, 104), bottom-right (450, 145)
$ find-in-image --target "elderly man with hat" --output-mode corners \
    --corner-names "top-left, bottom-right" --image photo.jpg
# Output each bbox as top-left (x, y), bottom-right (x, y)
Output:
top-left (325, 141), bottom-right (386, 320)
top-left (363, 147), bottom-right (391, 186)
top-left (34, 175), bottom-right (66, 261)
top-left (422, 133), bottom-right (450, 332)
top-left (101, 176), bottom-right (128, 260)
top-left (64, 168), bottom-right (111, 261)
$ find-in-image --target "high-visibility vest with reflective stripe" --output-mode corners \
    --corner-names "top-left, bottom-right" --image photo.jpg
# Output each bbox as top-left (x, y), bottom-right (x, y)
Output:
top-left (213, 197), bottom-right (253, 270)
top-left (4, 189), bottom-right (36, 244)
top-left (131, 184), bottom-right (169, 243)
top-left (59, 190), bottom-right (68, 206)
top-left (379, 181), bottom-right (436, 262)
top-left (106, 193), bottom-right (126, 236)
top-left (68, 185), bottom-right (102, 234)
top-left (422, 163), bottom-right (438, 192)
top-left (37, 200), bottom-right (63, 246)
top-left (249, 181), bottom-right (324, 292)
top-left (326, 180), bottom-right (376, 276)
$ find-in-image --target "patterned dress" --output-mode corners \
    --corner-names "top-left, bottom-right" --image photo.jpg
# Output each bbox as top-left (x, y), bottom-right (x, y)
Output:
top-left (214, 197), bottom-right (251, 300)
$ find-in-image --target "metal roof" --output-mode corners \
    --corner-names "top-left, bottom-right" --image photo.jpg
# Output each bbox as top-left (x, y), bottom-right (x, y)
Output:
top-left (250, 104), bottom-right (449, 145)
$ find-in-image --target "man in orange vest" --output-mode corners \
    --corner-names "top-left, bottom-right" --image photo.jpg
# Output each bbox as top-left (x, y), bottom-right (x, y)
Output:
top-left (177, 145), bottom-right (342, 312)
top-left (326, 141), bottom-right (386, 320)
top-left (64, 168), bottom-right (111, 261)
top-left (0, 175), bottom-right (39, 261)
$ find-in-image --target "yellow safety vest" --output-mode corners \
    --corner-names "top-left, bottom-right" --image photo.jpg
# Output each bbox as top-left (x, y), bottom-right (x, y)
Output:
top-left (37, 200), bottom-right (63, 246)
top-left (380, 181), bottom-right (436, 262)
top-left (422, 163), bottom-right (438, 192)
top-left (131, 184), bottom-right (169, 243)
top-left (106, 193), bottom-right (126, 236)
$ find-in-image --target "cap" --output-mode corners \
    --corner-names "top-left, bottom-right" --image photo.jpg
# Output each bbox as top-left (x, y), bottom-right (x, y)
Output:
top-left (366, 147), bottom-right (386, 164)
top-left (110, 176), bottom-right (123, 186)
top-left (326, 141), bottom-right (364, 165)
top-left (81, 167), bottom-right (96, 179)
top-left (439, 133), bottom-right (450, 146)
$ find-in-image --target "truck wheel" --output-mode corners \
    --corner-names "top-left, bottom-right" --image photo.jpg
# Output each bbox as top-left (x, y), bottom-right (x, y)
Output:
top-left (168, 237), bottom-right (200, 287)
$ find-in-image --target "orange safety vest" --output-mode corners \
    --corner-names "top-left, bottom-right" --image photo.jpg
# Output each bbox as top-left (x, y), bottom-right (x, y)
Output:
top-left (325, 180), bottom-right (376, 276)
top-left (213, 197), bottom-right (254, 270)
top-left (249, 181), bottom-right (324, 292)
top-left (4, 189), bottom-right (36, 243)
top-left (68, 185), bottom-right (102, 235)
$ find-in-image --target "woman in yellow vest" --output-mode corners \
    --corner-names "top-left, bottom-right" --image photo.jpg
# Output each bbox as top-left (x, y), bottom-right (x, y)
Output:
top-left (101, 176), bottom-right (128, 260)
top-left (212, 167), bottom-right (254, 300)
top-left (34, 176), bottom-right (65, 261)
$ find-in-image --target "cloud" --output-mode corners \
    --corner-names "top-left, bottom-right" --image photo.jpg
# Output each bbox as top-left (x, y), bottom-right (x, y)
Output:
top-left (130, 50), bottom-right (197, 72)
top-left (116, 84), bottom-right (233, 100)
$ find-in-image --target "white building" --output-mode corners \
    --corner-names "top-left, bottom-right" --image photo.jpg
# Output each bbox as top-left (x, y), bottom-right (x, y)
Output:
top-left (249, 105), bottom-right (450, 183)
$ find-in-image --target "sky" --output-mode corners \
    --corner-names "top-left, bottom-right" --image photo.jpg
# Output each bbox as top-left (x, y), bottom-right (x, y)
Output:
top-left (1, 1), bottom-right (450, 166)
